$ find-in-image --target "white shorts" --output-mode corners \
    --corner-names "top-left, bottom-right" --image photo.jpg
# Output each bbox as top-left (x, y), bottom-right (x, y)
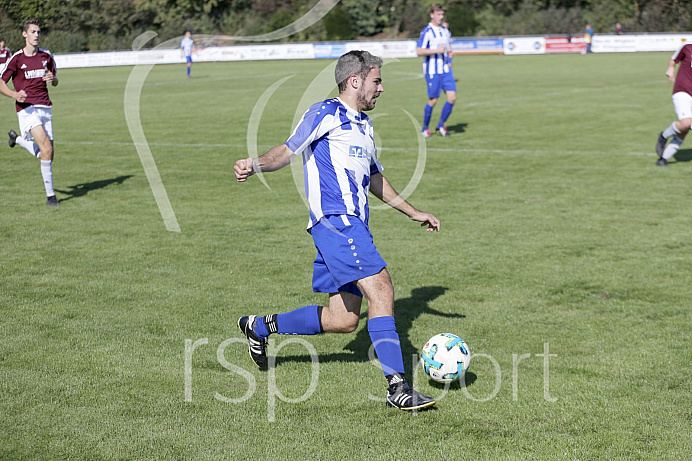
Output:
top-left (672, 92), bottom-right (692, 121)
top-left (17, 105), bottom-right (53, 141)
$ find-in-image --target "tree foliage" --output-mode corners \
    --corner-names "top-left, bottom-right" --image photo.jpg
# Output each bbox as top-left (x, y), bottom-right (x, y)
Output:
top-left (0, 0), bottom-right (689, 52)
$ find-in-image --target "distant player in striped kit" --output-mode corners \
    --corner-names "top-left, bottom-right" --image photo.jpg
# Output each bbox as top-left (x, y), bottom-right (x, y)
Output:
top-left (656, 40), bottom-right (692, 167)
top-left (417, 4), bottom-right (456, 137)
top-left (0, 19), bottom-right (60, 206)
top-left (234, 50), bottom-right (441, 411)
top-left (180, 31), bottom-right (194, 78)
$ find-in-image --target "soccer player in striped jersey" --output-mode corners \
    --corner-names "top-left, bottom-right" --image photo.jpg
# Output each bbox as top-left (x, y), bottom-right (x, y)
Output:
top-left (417, 4), bottom-right (456, 137)
top-left (0, 19), bottom-right (60, 206)
top-left (656, 40), bottom-right (692, 167)
top-left (180, 31), bottom-right (194, 78)
top-left (234, 50), bottom-right (441, 411)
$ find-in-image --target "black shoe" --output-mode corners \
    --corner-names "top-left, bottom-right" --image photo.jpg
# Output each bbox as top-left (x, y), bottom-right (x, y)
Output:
top-left (656, 157), bottom-right (668, 167)
top-left (656, 132), bottom-right (667, 157)
top-left (46, 195), bottom-right (60, 206)
top-left (386, 382), bottom-right (436, 411)
top-left (238, 315), bottom-right (267, 368)
top-left (8, 130), bottom-right (17, 148)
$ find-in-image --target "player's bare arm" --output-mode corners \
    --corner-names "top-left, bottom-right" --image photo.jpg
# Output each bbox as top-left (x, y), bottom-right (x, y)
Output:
top-left (417, 45), bottom-right (447, 56)
top-left (666, 60), bottom-right (676, 82)
top-left (0, 80), bottom-right (27, 102)
top-left (234, 143), bottom-right (294, 182)
top-left (370, 172), bottom-right (440, 232)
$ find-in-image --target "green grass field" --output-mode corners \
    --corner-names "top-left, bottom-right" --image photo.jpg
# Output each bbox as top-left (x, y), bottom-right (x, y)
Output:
top-left (1, 51), bottom-right (691, 459)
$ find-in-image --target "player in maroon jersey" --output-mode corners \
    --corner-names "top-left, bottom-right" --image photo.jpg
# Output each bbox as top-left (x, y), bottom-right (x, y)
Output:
top-left (0, 19), bottom-right (60, 205)
top-left (0, 39), bottom-right (10, 73)
top-left (655, 40), bottom-right (692, 167)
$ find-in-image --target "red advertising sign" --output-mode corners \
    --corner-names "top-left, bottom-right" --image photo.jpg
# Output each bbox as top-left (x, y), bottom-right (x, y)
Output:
top-left (545, 36), bottom-right (586, 54)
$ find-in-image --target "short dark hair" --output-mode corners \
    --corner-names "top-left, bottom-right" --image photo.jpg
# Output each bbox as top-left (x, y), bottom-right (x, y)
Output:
top-left (335, 50), bottom-right (383, 92)
top-left (430, 4), bottom-right (445, 13)
top-left (23, 19), bottom-right (40, 33)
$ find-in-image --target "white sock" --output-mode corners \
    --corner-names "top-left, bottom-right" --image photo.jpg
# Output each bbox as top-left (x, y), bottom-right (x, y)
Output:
top-left (662, 122), bottom-right (680, 140)
top-left (17, 136), bottom-right (40, 157)
top-left (40, 160), bottom-right (55, 197)
top-left (662, 135), bottom-right (683, 160)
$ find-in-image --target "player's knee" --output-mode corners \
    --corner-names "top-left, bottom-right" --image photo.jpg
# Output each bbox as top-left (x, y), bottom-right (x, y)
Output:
top-left (447, 95), bottom-right (457, 104)
top-left (41, 144), bottom-right (53, 160)
top-left (679, 119), bottom-right (692, 133)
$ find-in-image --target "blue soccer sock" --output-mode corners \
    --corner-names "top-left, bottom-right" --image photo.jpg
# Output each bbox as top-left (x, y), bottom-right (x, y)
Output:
top-left (255, 305), bottom-right (323, 339)
top-left (186, 66), bottom-right (191, 78)
top-left (368, 316), bottom-right (406, 378)
top-left (254, 317), bottom-right (270, 338)
top-left (437, 102), bottom-right (454, 128)
top-left (422, 104), bottom-right (433, 130)
top-left (277, 305), bottom-right (322, 335)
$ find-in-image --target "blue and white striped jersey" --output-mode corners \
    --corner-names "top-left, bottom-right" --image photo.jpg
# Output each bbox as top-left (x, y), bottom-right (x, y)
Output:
top-left (417, 23), bottom-right (451, 76)
top-left (286, 97), bottom-right (384, 229)
top-left (180, 37), bottom-right (193, 57)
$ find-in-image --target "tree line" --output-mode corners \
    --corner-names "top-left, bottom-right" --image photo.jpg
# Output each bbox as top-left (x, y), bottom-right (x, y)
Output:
top-left (0, 0), bottom-right (689, 54)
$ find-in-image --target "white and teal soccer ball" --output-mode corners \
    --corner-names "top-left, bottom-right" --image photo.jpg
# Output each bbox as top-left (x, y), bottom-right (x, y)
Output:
top-left (420, 333), bottom-right (471, 383)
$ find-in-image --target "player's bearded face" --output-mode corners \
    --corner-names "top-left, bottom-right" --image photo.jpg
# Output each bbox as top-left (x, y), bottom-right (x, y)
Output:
top-left (357, 68), bottom-right (383, 112)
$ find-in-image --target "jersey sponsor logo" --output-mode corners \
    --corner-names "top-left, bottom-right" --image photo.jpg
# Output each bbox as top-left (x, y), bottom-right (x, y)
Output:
top-left (349, 145), bottom-right (364, 158)
top-left (24, 68), bottom-right (46, 79)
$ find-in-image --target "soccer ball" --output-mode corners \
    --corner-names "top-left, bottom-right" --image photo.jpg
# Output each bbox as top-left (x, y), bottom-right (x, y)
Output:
top-left (420, 333), bottom-right (471, 383)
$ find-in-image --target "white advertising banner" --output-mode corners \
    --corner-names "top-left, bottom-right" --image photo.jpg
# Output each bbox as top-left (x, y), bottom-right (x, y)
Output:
top-left (55, 43), bottom-right (314, 68)
top-left (503, 37), bottom-right (546, 55)
top-left (345, 40), bottom-right (417, 59)
top-left (52, 33), bottom-right (692, 69)
top-left (635, 34), bottom-right (692, 52)
top-left (592, 35), bottom-right (638, 53)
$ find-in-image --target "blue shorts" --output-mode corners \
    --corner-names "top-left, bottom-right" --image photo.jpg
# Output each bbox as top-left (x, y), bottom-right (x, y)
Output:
top-left (309, 215), bottom-right (387, 296)
top-left (426, 72), bottom-right (456, 99)
top-left (185, 56), bottom-right (192, 63)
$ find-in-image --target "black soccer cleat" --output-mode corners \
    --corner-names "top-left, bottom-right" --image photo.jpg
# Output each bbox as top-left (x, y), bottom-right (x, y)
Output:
top-left (46, 195), bottom-right (60, 206)
top-left (8, 130), bottom-right (17, 148)
top-left (386, 382), bottom-right (436, 411)
top-left (656, 132), bottom-right (667, 157)
top-left (656, 157), bottom-right (668, 167)
top-left (238, 315), bottom-right (267, 369)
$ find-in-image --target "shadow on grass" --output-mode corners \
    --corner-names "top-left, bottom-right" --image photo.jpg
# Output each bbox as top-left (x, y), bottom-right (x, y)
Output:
top-left (274, 285), bottom-right (468, 380)
top-left (427, 371), bottom-right (477, 389)
top-left (445, 122), bottom-right (468, 134)
top-left (672, 148), bottom-right (692, 163)
top-left (55, 175), bottom-right (133, 202)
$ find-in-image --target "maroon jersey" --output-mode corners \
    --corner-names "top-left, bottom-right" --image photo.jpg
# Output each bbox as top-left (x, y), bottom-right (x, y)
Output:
top-left (672, 43), bottom-right (692, 96)
top-left (0, 47), bottom-right (10, 64)
top-left (0, 48), bottom-right (56, 112)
